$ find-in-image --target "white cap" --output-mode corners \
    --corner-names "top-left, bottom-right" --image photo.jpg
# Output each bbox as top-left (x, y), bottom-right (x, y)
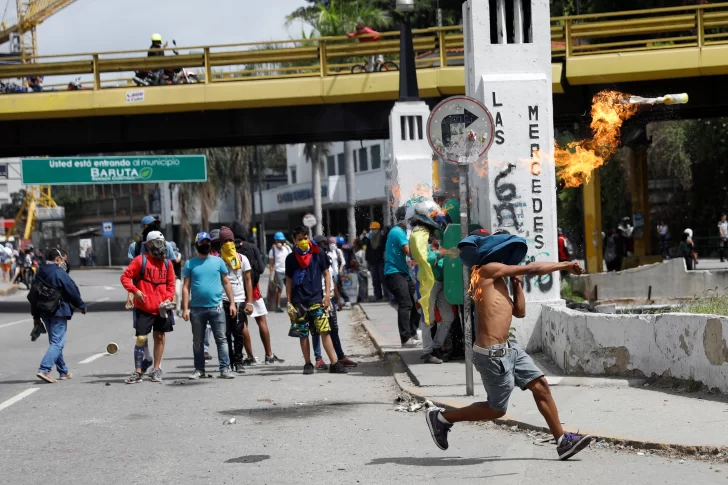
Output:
top-left (146, 230), bottom-right (165, 242)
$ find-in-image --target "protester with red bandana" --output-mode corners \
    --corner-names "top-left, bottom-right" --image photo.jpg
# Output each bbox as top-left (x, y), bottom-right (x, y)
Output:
top-left (284, 226), bottom-right (348, 375)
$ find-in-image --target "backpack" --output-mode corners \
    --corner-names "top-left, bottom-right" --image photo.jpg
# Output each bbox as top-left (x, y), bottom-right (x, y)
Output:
top-left (27, 276), bottom-right (63, 316)
top-left (134, 240), bottom-right (143, 257)
top-left (239, 241), bottom-right (264, 288)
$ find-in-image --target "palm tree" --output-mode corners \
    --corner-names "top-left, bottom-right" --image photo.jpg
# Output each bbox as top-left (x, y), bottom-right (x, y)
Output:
top-left (287, 0), bottom-right (392, 37)
top-left (303, 142), bottom-right (330, 236)
top-left (206, 146), bottom-right (253, 227)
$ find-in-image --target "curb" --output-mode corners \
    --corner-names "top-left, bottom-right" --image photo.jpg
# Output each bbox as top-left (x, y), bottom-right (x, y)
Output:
top-left (0, 284), bottom-right (20, 296)
top-left (355, 303), bottom-right (728, 456)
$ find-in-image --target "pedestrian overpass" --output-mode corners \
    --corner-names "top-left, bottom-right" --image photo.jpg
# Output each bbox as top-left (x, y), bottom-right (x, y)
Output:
top-left (2, 3), bottom-right (728, 156)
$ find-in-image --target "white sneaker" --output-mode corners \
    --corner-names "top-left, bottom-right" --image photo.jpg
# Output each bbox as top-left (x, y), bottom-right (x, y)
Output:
top-left (402, 337), bottom-right (422, 348)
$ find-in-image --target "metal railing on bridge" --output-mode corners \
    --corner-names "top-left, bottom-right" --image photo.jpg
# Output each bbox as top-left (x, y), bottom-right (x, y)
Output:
top-left (0, 2), bottom-right (727, 91)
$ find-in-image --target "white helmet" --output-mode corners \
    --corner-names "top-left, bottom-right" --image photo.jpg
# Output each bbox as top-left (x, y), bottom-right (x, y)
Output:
top-left (145, 230), bottom-right (167, 258)
top-left (409, 199), bottom-right (444, 231)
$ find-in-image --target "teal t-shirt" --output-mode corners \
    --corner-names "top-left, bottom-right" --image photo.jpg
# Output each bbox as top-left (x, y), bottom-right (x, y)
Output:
top-left (384, 226), bottom-right (411, 277)
top-left (182, 256), bottom-right (228, 308)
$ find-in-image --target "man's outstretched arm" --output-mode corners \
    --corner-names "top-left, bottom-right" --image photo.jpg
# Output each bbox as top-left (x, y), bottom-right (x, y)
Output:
top-left (480, 261), bottom-right (583, 280)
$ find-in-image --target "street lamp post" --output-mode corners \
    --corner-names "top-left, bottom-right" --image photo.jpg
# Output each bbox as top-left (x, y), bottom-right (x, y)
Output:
top-left (396, 0), bottom-right (419, 101)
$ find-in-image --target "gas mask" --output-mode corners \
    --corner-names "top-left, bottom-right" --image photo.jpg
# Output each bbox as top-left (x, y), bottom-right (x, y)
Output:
top-left (146, 239), bottom-right (167, 259)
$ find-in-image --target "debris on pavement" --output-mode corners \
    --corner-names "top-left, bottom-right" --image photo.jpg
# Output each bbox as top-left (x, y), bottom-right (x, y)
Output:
top-left (223, 418), bottom-right (237, 425)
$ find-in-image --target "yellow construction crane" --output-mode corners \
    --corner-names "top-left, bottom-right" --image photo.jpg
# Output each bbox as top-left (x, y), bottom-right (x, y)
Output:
top-left (0, 0), bottom-right (78, 63)
top-left (4, 186), bottom-right (58, 241)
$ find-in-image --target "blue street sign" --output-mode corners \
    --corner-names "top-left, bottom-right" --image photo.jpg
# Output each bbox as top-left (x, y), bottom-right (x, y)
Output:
top-left (101, 221), bottom-right (114, 238)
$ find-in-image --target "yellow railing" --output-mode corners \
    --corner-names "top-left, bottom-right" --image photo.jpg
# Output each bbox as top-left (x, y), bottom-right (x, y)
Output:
top-left (0, 3), bottom-right (727, 91)
top-left (551, 2), bottom-right (728, 58)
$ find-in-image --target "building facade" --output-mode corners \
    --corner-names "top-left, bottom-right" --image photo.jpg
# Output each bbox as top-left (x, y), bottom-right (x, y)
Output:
top-left (253, 140), bottom-right (390, 243)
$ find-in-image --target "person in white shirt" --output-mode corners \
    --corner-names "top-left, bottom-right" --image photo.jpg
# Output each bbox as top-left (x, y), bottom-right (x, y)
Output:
top-left (268, 232), bottom-right (292, 313)
top-left (217, 226), bottom-right (254, 373)
top-left (719, 215), bottom-right (728, 263)
top-left (328, 237), bottom-right (351, 308)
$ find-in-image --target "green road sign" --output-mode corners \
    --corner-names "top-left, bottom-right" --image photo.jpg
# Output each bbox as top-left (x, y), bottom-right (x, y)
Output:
top-left (443, 222), bottom-right (482, 305)
top-left (20, 155), bottom-right (207, 185)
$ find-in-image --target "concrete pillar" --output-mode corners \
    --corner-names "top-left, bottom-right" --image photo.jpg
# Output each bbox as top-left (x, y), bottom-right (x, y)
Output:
top-left (583, 170), bottom-right (603, 274)
top-left (344, 141), bottom-right (356, 244)
top-left (631, 144), bottom-right (651, 257)
top-left (464, 0), bottom-right (559, 301)
top-left (464, 0), bottom-right (559, 350)
top-left (387, 101), bottom-right (433, 221)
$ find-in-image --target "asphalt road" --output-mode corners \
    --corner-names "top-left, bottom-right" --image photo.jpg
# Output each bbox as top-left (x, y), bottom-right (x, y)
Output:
top-left (0, 269), bottom-right (725, 484)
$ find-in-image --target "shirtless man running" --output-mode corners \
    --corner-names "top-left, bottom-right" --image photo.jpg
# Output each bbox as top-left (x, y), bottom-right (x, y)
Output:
top-left (425, 259), bottom-right (592, 460)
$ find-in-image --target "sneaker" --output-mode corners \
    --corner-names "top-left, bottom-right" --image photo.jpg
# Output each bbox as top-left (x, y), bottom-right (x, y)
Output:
top-left (303, 363), bottom-right (314, 375)
top-left (423, 353), bottom-right (443, 364)
top-left (243, 357), bottom-right (257, 366)
top-left (141, 359), bottom-right (153, 374)
top-left (315, 359), bottom-right (328, 371)
top-left (338, 357), bottom-right (358, 368)
top-left (329, 361), bottom-right (349, 374)
top-left (59, 372), bottom-right (73, 380)
top-left (150, 369), bottom-right (163, 383)
top-left (125, 371), bottom-right (143, 384)
top-left (188, 369), bottom-right (204, 380)
top-left (402, 337), bottom-right (422, 348)
top-left (204, 352), bottom-right (212, 361)
top-left (275, 306), bottom-right (284, 313)
top-left (265, 354), bottom-right (285, 364)
top-left (343, 302), bottom-right (352, 309)
top-left (37, 371), bottom-right (56, 384)
top-left (557, 432), bottom-right (592, 460)
top-left (426, 407), bottom-right (452, 450)
top-left (219, 369), bottom-right (235, 379)
top-left (232, 363), bottom-right (246, 373)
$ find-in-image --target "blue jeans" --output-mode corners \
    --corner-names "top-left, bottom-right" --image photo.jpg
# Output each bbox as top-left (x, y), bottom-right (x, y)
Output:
top-left (190, 306), bottom-right (229, 371)
top-left (312, 308), bottom-right (345, 361)
top-left (38, 317), bottom-right (69, 375)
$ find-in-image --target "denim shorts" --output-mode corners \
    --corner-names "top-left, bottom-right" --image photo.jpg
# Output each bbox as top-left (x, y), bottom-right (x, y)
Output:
top-left (472, 340), bottom-right (544, 412)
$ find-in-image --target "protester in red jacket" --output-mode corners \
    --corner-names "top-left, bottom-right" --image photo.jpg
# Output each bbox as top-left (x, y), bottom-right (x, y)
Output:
top-left (120, 230), bottom-right (176, 384)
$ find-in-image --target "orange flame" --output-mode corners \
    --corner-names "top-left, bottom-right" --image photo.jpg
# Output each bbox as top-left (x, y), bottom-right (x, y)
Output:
top-left (390, 184), bottom-right (401, 202)
top-left (553, 90), bottom-right (638, 188)
top-left (469, 266), bottom-right (484, 302)
top-left (473, 158), bottom-right (488, 178)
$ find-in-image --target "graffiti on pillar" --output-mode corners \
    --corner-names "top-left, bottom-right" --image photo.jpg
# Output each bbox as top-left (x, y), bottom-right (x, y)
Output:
top-left (493, 163), bottom-right (523, 231)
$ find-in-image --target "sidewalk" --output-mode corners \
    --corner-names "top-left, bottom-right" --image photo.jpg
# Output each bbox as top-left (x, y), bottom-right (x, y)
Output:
top-left (358, 301), bottom-right (728, 451)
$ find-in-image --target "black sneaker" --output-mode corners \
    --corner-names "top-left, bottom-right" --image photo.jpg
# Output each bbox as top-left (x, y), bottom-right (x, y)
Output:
top-left (125, 372), bottom-right (143, 384)
top-left (265, 354), bottom-right (285, 364)
top-left (243, 357), bottom-right (257, 366)
top-left (329, 361), bottom-right (349, 374)
top-left (426, 407), bottom-right (452, 450)
top-left (557, 433), bottom-right (592, 460)
top-left (303, 363), bottom-right (314, 375)
top-left (232, 363), bottom-right (246, 374)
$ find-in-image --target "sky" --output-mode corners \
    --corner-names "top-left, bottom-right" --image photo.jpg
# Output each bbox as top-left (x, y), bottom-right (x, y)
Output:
top-left (27, 0), bottom-right (309, 56)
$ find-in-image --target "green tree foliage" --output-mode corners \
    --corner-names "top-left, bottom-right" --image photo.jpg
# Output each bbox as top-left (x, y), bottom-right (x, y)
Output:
top-left (287, 0), bottom-right (392, 37)
top-left (0, 190), bottom-right (26, 219)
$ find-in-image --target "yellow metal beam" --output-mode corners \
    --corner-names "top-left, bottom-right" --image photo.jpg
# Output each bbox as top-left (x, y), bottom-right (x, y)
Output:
top-left (630, 145), bottom-right (651, 257)
top-left (583, 171), bottom-right (603, 275)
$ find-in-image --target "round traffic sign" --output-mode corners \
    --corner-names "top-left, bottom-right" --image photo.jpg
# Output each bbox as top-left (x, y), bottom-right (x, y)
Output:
top-left (427, 96), bottom-right (495, 165)
top-left (302, 213), bottom-right (317, 228)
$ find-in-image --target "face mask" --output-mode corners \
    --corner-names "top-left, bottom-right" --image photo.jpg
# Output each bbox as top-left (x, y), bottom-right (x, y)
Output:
top-left (221, 242), bottom-right (240, 270)
top-left (59, 261), bottom-right (68, 272)
top-left (277, 242), bottom-right (283, 248)
top-left (371, 230), bottom-right (379, 235)
top-left (297, 239), bottom-right (310, 252)
top-left (197, 244), bottom-right (211, 255)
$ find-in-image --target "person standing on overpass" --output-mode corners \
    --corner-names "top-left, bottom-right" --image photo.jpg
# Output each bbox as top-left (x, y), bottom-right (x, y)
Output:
top-left (347, 23), bottom-right (383, 72)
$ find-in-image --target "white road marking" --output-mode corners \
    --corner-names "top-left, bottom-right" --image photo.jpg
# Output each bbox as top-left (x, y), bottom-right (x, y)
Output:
top-left (89, 297), bottom-right (110, 305)
top-left (0, 318), bottom-right (32, 329)
top-left (0, 388), bottom-right (40, 412)
top-left (79, 353), bottom-right (108, 364)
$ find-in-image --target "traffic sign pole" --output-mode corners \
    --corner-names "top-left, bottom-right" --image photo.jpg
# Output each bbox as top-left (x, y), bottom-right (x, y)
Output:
top-left (107, 239), bottom-right (112, 267)
top-left (459, 165), bottom-right (474, 396)
top-left (426, 96), bottom-right (494, 398)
